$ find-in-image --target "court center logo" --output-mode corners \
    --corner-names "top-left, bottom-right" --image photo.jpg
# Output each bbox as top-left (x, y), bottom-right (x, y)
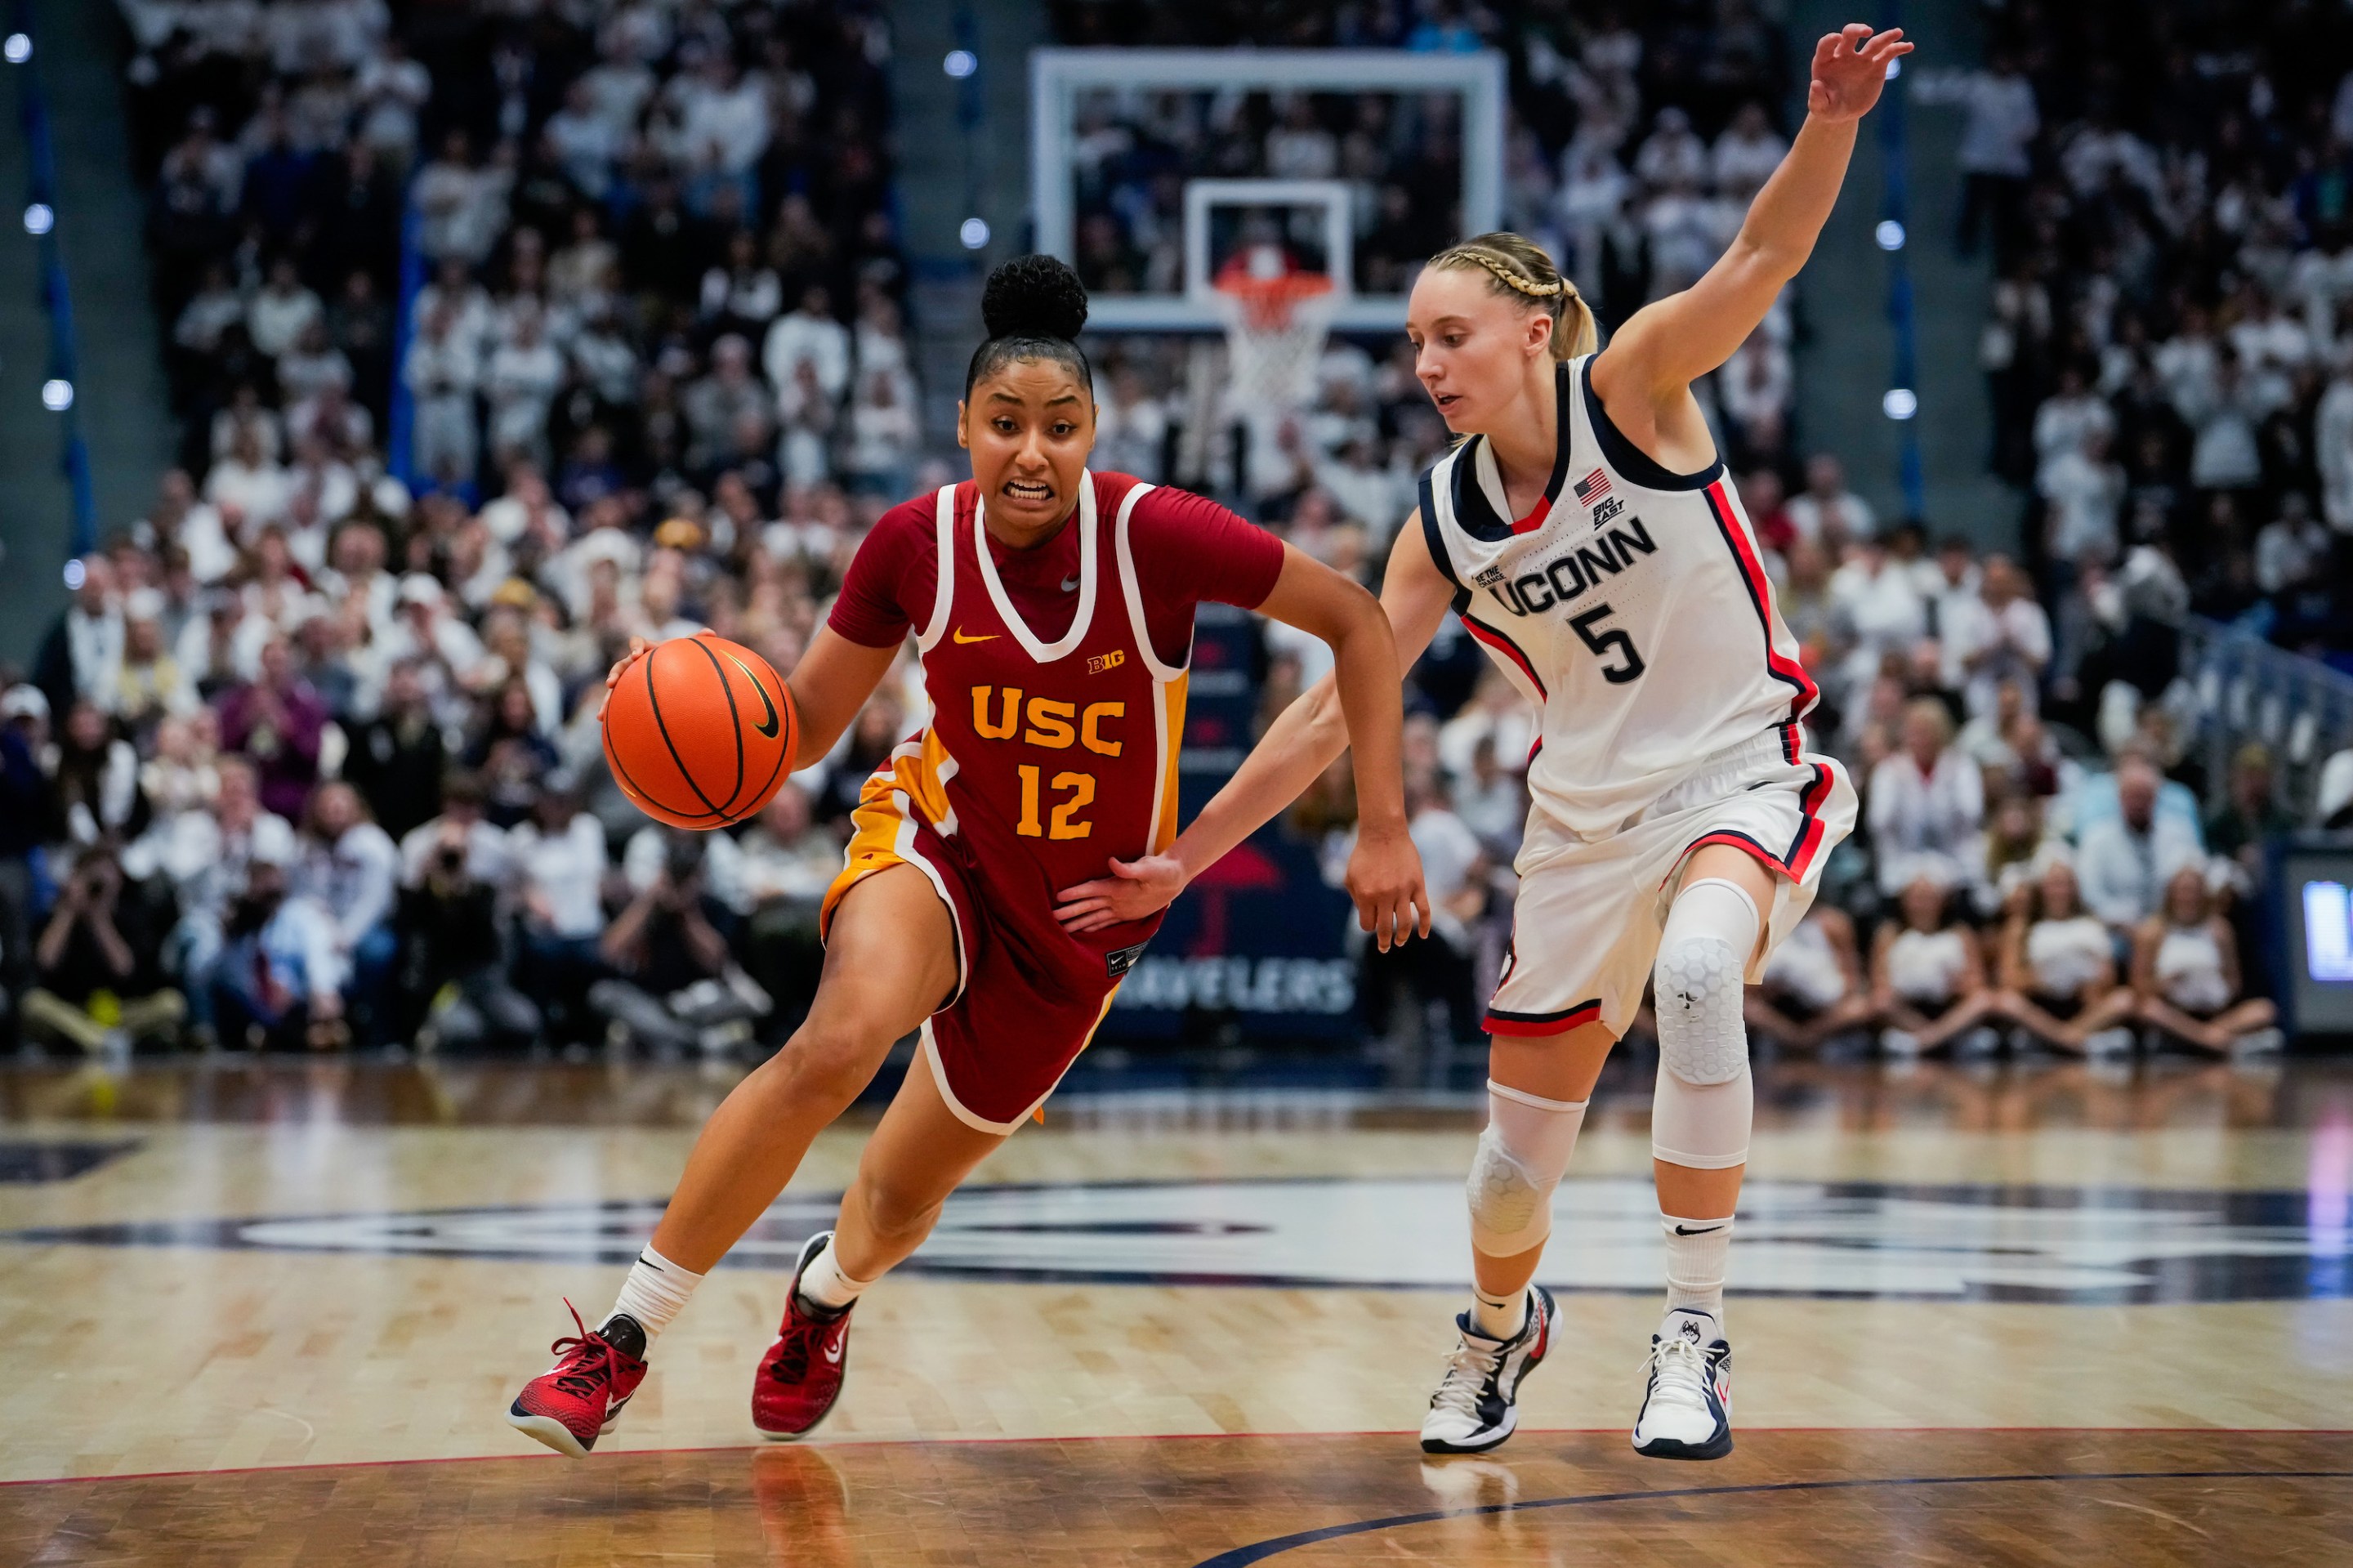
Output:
top-left (12, 1177), bottom-right (2349, 1304)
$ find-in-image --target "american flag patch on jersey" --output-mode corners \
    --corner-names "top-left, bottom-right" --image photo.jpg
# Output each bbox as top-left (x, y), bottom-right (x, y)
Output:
top-left (1573, 469), bottom-right (1612, 505)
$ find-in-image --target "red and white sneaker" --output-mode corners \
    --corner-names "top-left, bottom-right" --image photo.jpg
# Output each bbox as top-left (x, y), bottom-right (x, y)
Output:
top-left (752, 1231), bottom-right (855, 1439)
top-left (507, 1300), bottom-right (649, 1459)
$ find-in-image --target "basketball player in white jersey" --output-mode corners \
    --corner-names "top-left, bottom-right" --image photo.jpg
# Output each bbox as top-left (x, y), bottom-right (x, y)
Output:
top-left (1054, 24), bottom-right (1910, 1459)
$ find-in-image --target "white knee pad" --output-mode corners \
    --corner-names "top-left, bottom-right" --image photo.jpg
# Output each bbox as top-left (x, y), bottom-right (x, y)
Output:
top-left (1653, 878), bottom-right (1760, 1087)
top-left (1651, 878), bottom-right (1759, 1171)
top-left (1651, 1060), bottom-right (1752, 1169)
top-left (1467, 1080), bottom-right (1587, 1256)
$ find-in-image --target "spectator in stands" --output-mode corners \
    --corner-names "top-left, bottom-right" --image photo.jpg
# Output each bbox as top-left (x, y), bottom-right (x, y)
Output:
top-left (1974, 793), bottom-right (2049, 917)
top-left (510, 786), bottom-right (609, 1043)
top-left (0, 688), bottom-right (49, 1011)
top-left (1711, 101), bottom-right (1787, 201)
top-left (764, 284), bottom-right (850, 404)
top-left (292, 780), bottom-right (400, 1047)
top-left (214, 636), bottom-right (328, 820)
top-left (1748, 904), bottom-right (1873, 1054)
top-left (2075, 755), bottom-right (2203, 931)
top-left (2203, 744), bottom-right (2293, 873)
top-left (590, 833), bottom-right (764, 1055)
top-left (2038, 430), bottom-right (2123, 570)
top-left (1786, 453), bottom-right (1875, 548)
top-left (207, 835), bottom-right (342, 1052)
top-left (48, 702), bottom-right (150, 854)
top-left (396, 771), bottom-right (511, 893)
top-left (1940, 555), bottom-right (2050, 719)
top-left (724, 784), bottom-right (838, 1034)
top-left (33, 556), bottom-right (123, 720)
top-left (2131, 865), bottom-right (2281, 1057)
top-left (1870, 873), bottom-right (1999, 1057)
top-left (1995, 858), bottom-right (2137, 1057)
top-left (341, 658), bottom-right (445, 841)
top-left (114, 590), bottom-right (199, 739)
top-left (1936, 47), bottom-right (2037, 260)
top-left (464, 677), bottom-right (560, 828)
top-left (2320, 351), bottom-right (2353, 532)
top-left (1868, 699), bottom-right (1983, 896)
top-left (1828, 534), bottom-right (1924, 701)
top-left (394, 815), bottom-right (539, 1054)
top-left (843, 367), bottom-right (919, 498)
top-left (20, 846), bottom-right (182, 1056)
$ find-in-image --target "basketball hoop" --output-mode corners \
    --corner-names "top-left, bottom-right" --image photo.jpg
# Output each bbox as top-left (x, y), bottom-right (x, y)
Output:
top-left (1212, 261), bottom-right (1337, 417)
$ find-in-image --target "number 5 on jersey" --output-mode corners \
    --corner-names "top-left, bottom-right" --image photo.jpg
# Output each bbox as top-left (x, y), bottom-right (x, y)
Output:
top-left (1569, 603), bottom-right (1645, 684)
top-left (1016, 766), bottom-right (1095, 838)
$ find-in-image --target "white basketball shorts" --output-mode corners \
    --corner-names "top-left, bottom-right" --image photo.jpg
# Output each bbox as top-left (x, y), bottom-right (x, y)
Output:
top-left (1485, 723), bottom-right (1858, 1040)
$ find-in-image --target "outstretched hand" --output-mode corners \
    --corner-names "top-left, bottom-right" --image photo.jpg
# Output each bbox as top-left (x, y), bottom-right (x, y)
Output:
top-left (1806, 25), bottom-right (1911, 124)
top-left (1055, 854), bottom-right (1188, 934)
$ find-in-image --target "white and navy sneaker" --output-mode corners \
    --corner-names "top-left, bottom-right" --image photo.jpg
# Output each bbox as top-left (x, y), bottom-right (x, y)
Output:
top-left (1631, 1308), bottom-right (1733, 1460)
top-left (1419, 1285), bottom-right (1555, 1454)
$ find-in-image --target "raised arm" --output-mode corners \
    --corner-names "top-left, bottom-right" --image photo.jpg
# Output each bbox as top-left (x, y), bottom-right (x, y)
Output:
top-left (1591, 25), bottom-right (1910, 438)
top-left (1056, 517), bottom-right (1461, 946)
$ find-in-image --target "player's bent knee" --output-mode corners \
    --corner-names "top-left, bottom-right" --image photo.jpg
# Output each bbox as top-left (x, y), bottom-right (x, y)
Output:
top-left (770, 1024), bottom-right (882, 1106)
top-left (1465, 1081), bottom-right (1588, 1257)
top-left (1467, 1126), bottom-right (1552, 1255)
top-left (850, 1166), bottom-right (949, 1243)
top-left (1653, 878), bottom-right (1761, 1087)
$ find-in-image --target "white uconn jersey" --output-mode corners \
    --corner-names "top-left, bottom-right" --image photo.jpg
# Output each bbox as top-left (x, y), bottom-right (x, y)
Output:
top-left (1422, 355), bottom-right (1819, 836)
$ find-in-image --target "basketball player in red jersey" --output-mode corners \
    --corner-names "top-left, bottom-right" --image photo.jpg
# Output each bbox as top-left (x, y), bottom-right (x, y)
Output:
top-left (506, 255), bottom-right (1429, 1458)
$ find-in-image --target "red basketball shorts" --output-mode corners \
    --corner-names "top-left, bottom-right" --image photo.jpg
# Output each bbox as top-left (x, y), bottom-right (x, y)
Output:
top-left (821, 771), bottom-right (1123, 1133)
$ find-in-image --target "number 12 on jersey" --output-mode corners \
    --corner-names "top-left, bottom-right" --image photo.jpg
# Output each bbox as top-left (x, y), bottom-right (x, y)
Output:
top-left (1016, 766), bottom-right (1095, 838)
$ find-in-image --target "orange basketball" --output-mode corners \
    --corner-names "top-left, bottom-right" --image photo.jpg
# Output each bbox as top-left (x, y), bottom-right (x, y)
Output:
top-left (602, 631), bottom-right (798, 829)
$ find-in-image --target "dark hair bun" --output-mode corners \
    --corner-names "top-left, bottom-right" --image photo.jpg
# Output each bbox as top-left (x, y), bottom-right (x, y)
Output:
top-left (981, 254), bottom-right (1088, 342)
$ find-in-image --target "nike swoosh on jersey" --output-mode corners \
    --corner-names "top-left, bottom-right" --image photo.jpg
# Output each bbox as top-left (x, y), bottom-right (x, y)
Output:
top-left (1060, 574), bottom-right (1079, 592)
top-left (725, 652), bottom-right (780, 738)
top-left (953, 628), bottom-right (997, 644)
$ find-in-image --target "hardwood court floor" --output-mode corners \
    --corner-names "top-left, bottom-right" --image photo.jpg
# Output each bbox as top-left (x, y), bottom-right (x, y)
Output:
top-left (1, 1054), bottom-right (2349, 1563)
top-left (2, 1429), bottom-right (2346, 1566)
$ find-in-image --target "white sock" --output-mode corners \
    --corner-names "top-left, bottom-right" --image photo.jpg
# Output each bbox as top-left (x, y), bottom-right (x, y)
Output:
top-left (796, 1235), bottom-right (877, 1313)
top-left (606, 1246), bottom-right (704, 1348)
top-left (1660, 1213), bottom-right (1731, 1326)
top-left (1471, 1283), bottom-right (1528, 1340)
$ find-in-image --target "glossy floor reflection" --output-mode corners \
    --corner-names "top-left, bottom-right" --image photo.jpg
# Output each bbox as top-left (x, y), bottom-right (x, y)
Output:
top-left (2, 1430), bottom-right (2346, 1566)
top-left (2, 1055), bottom-right (2349, 1563)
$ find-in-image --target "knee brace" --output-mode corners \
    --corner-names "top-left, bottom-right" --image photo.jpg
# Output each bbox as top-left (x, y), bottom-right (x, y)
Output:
top-left (1652, 878), bottom-right (1759, 1170)
top-left (1467, 1079), bottom-right (1587, 1256)
top-left (1654, 878), bottom-right (1759, 1086)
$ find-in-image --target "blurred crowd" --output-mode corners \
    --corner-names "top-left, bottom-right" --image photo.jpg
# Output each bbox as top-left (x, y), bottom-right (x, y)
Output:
top-left (1927, 5), bottom-right (2353, 666)
top-left (0, 2), bottom-right (2333, 1064)
top-left (0, 0), bottom-right (932, 1057)
top-left (123, 0), bottom-right (918, 510)
top-left (1043, 3), bottom-right (2320, 1064)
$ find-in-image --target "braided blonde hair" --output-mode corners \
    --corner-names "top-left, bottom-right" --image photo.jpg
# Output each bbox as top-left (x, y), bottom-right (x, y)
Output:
top-left (1425, 232), bottom-right (1598, 360)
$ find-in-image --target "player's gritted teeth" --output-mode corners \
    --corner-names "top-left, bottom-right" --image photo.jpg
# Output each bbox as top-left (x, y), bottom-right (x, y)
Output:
top-left (1002, 477), bottom-right (1056, 504)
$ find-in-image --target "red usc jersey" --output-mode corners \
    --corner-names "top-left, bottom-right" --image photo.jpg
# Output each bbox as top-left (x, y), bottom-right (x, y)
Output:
top-left (819, 471), bottom-right (1283, 1130)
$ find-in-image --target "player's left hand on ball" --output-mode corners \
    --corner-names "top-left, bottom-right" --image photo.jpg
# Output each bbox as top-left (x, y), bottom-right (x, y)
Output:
top-left (1054, 855), bottom-right (1185, 934)
top-left (1348, 824), bottom-right (1431, 953)
top-left (596, 637), bottom-right (652, 721)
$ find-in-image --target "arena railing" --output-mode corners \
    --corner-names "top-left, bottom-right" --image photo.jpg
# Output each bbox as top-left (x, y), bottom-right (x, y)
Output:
top-left (2172, 614), bottom-right (2353, 820)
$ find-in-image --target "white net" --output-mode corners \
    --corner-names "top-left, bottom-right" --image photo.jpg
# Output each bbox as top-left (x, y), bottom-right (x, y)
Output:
top-left (1212, 277), bottom-right (1337, 418)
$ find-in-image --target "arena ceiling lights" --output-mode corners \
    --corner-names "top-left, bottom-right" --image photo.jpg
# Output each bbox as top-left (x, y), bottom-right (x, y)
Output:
top-left (1029, 48), bottom-right (1506, 333)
